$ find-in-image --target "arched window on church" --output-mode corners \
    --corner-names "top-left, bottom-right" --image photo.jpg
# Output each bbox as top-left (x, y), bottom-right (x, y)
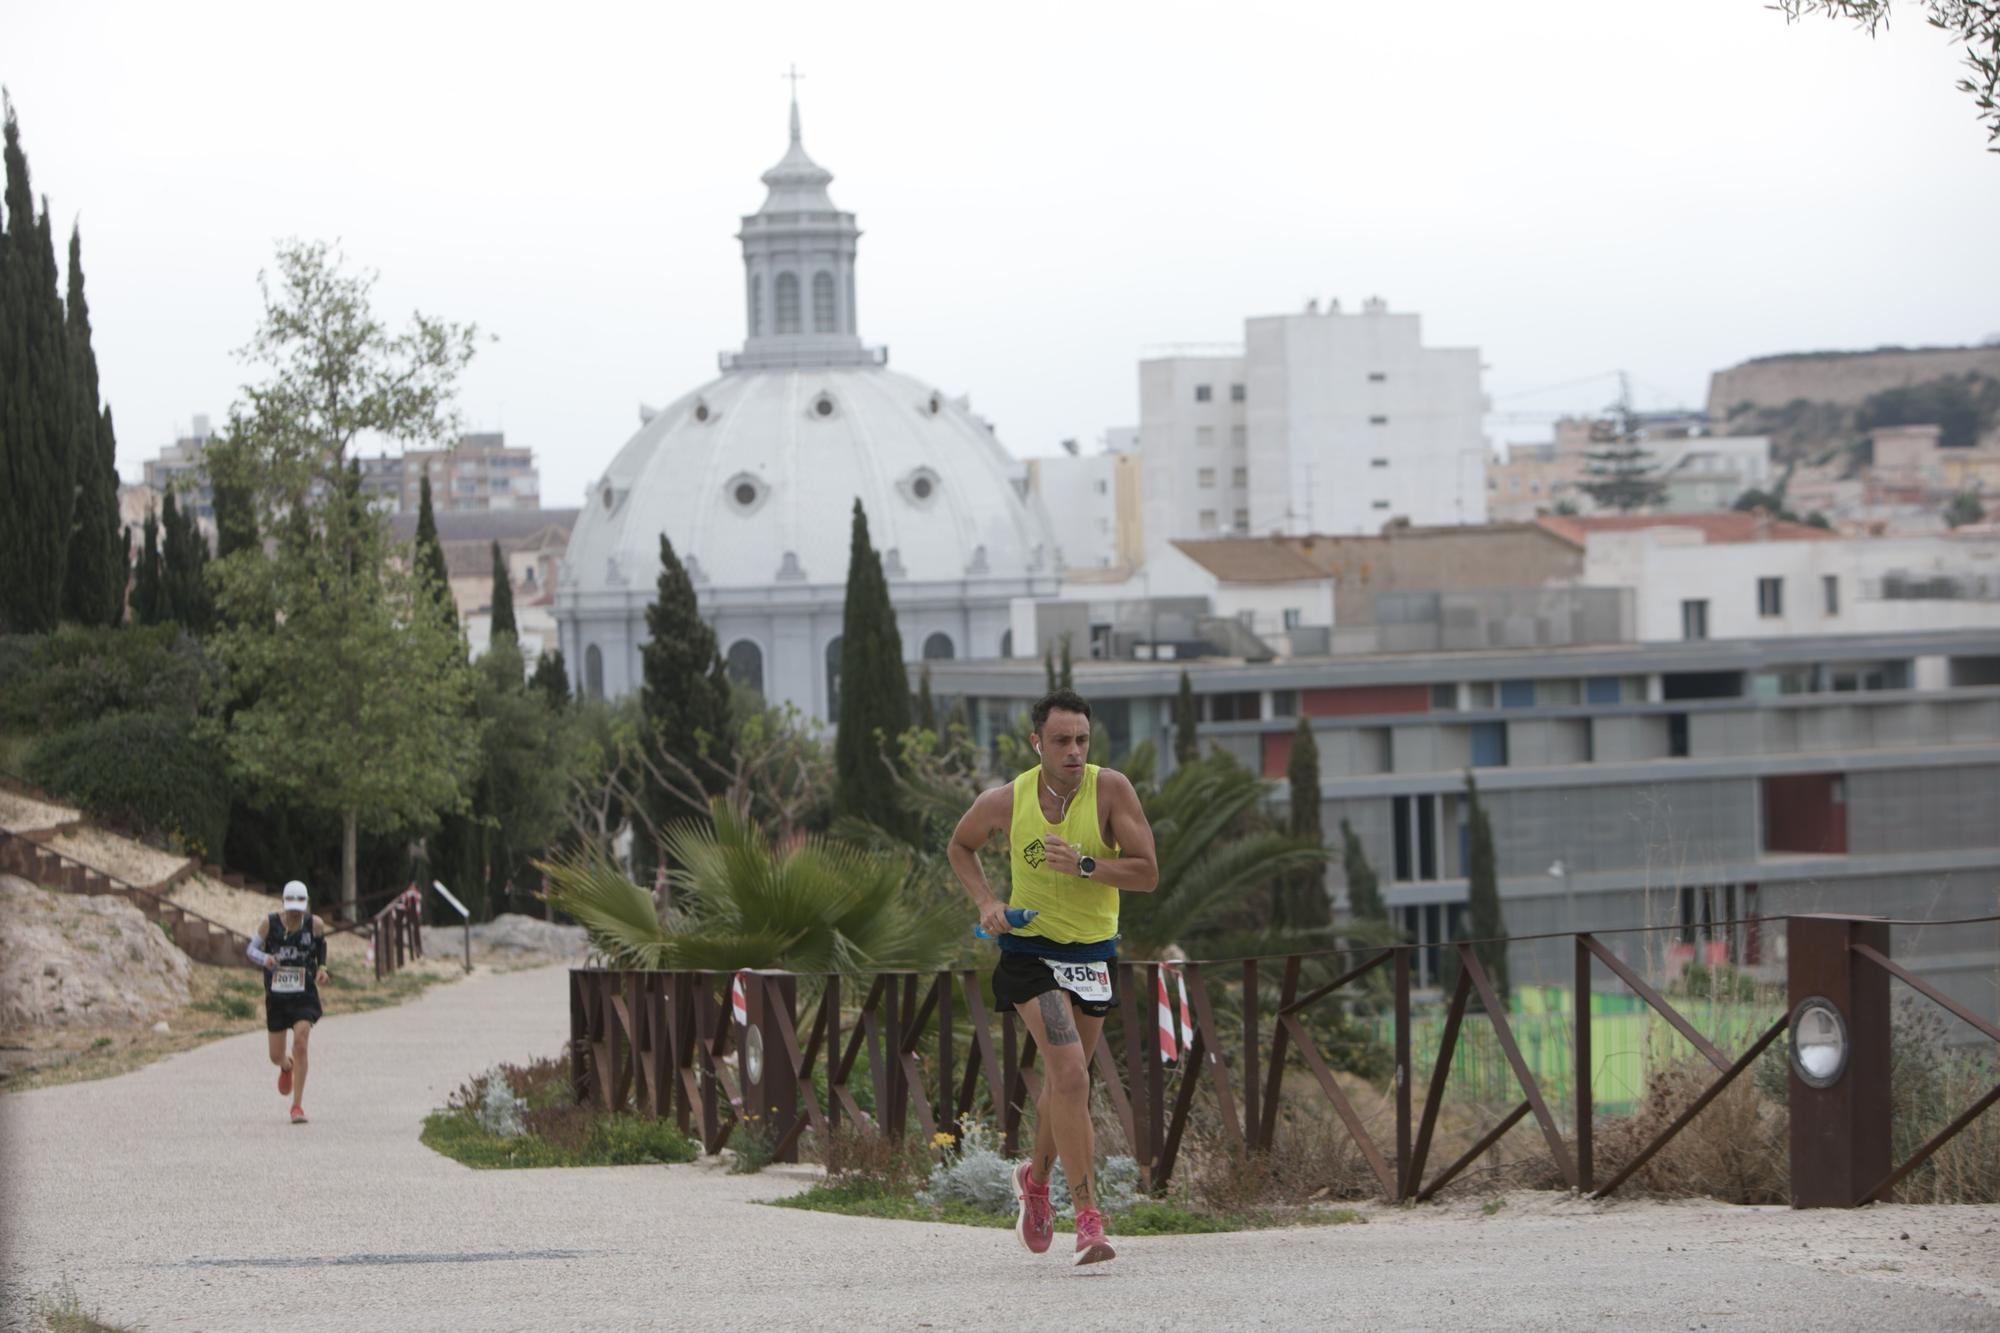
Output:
top-left (922, 631), bottom-right (955, 661)
top-left (824, 635), bottom-right (843, 717)
top-left (726, 639), bottom-right (764, 698)
top-left (750, 274), bottom-right (762, 337)
top-left (776, 272), bottom-right (801, 335)
top-left (585, 644), bottom-right (604, 700)
top-left (812, 271), bottom-right (836, 333)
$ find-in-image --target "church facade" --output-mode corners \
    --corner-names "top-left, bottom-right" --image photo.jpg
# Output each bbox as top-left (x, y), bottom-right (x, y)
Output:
top-left (555, 96), bottom-right (1060, 721)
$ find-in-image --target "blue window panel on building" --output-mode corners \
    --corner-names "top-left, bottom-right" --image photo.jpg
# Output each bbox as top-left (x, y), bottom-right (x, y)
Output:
top-left (1470, 722), bottom-right (1508, 767)
top-left (1499, 680), bottom-right (1535, 709)
top-left (1585, 677), bottom-right (1621, 704)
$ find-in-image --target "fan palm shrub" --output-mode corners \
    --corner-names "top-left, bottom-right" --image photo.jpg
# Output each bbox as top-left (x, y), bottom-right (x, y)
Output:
top-left (540, 798), bottom-right (963, 973)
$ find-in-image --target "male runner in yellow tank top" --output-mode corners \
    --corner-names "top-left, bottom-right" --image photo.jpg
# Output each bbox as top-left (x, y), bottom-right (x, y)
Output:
top-left (948, 688), bottom-right (1159, 1267)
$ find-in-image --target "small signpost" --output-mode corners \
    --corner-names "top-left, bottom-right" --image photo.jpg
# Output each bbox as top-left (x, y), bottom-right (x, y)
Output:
top-left (432, 880), bottom-right (472, 973)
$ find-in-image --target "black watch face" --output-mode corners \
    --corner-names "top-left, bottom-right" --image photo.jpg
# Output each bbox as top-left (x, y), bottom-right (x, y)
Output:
top-left (1080, 856), bottom-right (1096, 876)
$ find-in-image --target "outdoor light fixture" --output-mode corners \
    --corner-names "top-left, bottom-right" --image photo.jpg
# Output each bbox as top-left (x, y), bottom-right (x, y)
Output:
top-left (743, 1023), bottom-right (765, 1086)
top-left (1788, 996), bottom-right (1848, 1088)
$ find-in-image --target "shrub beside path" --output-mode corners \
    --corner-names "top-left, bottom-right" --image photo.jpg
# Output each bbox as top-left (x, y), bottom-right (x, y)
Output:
top-left (1, 963), bottom-right (1996, 1331)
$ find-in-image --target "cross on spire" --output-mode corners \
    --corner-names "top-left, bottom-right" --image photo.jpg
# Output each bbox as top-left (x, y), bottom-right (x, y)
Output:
top-left (783, 63), bottom-right (806, 143)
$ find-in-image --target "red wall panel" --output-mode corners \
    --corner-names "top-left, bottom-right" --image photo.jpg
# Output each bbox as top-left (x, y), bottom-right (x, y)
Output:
top-left (1762, 775), bottom-right (1847, 854)
top-left (1301, 684), bottom-right (1430, 718)
top-left (1262, 730), bottom-right (1293, 779)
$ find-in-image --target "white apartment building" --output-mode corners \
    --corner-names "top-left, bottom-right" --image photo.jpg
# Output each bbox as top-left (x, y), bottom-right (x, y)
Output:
top-left (1580, 523), bottom-right (2000, 644)
top-left (1138, 298), bottom-right (1488, 551)
top-left (1026, 448), bottom-right (1142, 574)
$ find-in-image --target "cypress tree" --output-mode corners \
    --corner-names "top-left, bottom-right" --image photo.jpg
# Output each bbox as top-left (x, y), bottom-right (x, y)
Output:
top-left (115, 520), bottom-right (130, 626)
top-left (0, 97), bottom-right (75, 633)
top-left (61, 224), bottom-right (121, 626)
top-left (131, 507), bottom-right (162, 626)
top-left (489, 540), bottom-right (516, 641)
top-left (1463, 771), bottom-right (1509, 1007)
top-left (159, 490), bottom-right (212, 631)
top-left (1044, 645), bottom-right (1056, 692)
top-left (915, 661), bottom-right (937, 735)
top-left (834, 499), bottom-right (913, 837)
top-left (1058, 634), bottom-right (1073, 690)
top-left (531, 648), bottom-right (570, 708)
top-left (210, 428), bottom-right (260, 561)
top-left (412, 471), bottom-right (456, 632)
top-left (1282, 717), bottom-right (1330, 928)
top-left (1340, 819), bottom-right (1385, 921)
top-left (1173, 669), bottom-right (1198, 767)
top-left (641, 532), bottom-right (732, 816)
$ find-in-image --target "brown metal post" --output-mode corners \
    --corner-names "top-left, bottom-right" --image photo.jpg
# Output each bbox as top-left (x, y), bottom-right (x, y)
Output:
top-left (938, 970), bottom-right (956, 1142)
top-left (825, 974), bottom-right (841, 1139)
top-left (1241, 959), bottom-right (1260, 1151)
top-left (762, 975), bottom-right (800, 1162)
top-left (1787, 914), bottom-right (1891, 1208)
top-left (1394, 946), bottom-right (1412, 1199)
top-left (1574, 935), bottom-right (1593, 1194)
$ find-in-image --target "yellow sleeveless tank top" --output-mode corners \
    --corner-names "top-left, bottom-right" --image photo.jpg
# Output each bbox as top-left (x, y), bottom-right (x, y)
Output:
top-left (1008, 764), bottom-right (1119, 945)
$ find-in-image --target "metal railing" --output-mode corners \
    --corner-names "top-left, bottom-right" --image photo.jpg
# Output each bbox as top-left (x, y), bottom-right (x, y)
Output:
top-left (568, 913), bottom-right (1999, 1207)
top-left (370, 890), bottom-right (424, 980)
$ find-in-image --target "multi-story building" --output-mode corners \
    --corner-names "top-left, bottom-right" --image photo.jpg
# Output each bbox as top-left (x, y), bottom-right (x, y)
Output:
top-left (921, 626), bottom-right (2000, 1028)
top-left (385, 507), bottom-right (579, 667)
top-left (138, 414), bottom-right (217, 522)
top-left (358, 432), bottom-right (542, 513)
top-left (1139, 298), bottom-right (1489, 548)
top-left (1026, 445), bottom-right (1143, 575)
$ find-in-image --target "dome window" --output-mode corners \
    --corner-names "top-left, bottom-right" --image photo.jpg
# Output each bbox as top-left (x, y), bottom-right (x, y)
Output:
top-left (694, 399), bottom-right (714, 424)
top-left (725, 472), bottom-right (769, 515)
top-left (899, 467), bottom-right (942, 508)
top-left (927, 393), bottom-right (941, 415)
top-left (812, 392), bottom-right (837, 419)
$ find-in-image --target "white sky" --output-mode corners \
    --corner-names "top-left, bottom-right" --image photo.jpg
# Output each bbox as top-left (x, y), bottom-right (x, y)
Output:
top-left (10, 0), bottom-right (2000, 504)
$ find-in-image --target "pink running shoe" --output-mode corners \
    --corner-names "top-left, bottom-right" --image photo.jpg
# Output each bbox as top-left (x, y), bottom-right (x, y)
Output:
top-left (277, 1065), bottom-right (292, 1098)
top-left (1012, 1162), bottom-right (1054, 1254)
top-left (1073, 1207), bottom-right (1115, 1267)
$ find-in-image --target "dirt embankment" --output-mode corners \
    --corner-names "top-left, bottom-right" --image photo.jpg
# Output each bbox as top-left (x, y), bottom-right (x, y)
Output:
top-left (0, 875), bottom-right (192, 1033)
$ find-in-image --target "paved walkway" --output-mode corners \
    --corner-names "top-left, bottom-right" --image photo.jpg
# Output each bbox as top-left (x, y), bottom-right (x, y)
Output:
top-left (2, 964), bottom-right (1997, 1331)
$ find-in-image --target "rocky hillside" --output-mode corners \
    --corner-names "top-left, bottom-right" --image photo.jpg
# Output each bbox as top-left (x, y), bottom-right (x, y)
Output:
top-left (1707, 346), bottom-right (2000, 460)
top-left (1, 875), bottom-right (192, 1030)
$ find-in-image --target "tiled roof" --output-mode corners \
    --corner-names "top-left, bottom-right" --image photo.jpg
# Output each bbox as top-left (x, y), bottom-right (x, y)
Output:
top-left (1534, 512), bottom-right (1838, 547)
top-left (1169, 538), bottom-right (1330, 583)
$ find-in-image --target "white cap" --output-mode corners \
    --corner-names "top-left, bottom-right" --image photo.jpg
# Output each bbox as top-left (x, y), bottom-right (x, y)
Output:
top-left (282, 880), bottom-right (309, 909)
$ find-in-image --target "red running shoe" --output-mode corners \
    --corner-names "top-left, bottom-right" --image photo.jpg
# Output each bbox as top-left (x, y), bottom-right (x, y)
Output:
top-left (1072, 1208), bottom-right (1115, 1267)
top-left (1012, 1162), bottom-right (1054, 1254)
top-left (289, 1104), bottom-right (308, 1125)
top-left (277, 1065), bottom-right (292, 1097)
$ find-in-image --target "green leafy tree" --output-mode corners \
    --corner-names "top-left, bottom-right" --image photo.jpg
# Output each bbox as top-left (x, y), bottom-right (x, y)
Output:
top-left (1945, 490), bottom-right (1986, 528)
top-left (541, 800), bottom-right (961, 972)
top-left (1340, 819), bottom-right (1386, 922)
top-left (460, 634), bottom-right (573, 918)
top-left (208, 239), bottom-right (481, 916)
top-left (1173, 669), bottom-right (1198, 767)
top-left (834, 500), bottom-right (913, 839)
top-left (1279, 717), bottom-right (1330, 929)
top-left (207, 426), bottom-right (261, 562)
top-left (131, 508), bottom-right (163, 627)
top-left (61, 224), bottom-right (122, 627)
top-left (0, 96), bottom-right (75, 633)
top-left (532, 648), bottom-right (571, 708)
top-left (489, 540), bottom-right (516, 641)
top-left (1578, 415), bottom-right (1663, 512)
top-left (1460, 771), bottom-right (1509, 1008)
top-left (1775, 2), bottom-right (2000, 153)
top-left (1804, 510), bottom-right (1832, 530)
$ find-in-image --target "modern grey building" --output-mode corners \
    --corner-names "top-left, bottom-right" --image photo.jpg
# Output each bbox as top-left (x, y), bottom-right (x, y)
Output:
top-left (922, 627), bottom-right (2000, 1028)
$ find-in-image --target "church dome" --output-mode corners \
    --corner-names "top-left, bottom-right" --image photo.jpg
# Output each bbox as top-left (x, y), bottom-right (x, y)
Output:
top-left (556, 86), bottom-right (1057, 714)
top-left (565, 365), bottom-right (1054, 597)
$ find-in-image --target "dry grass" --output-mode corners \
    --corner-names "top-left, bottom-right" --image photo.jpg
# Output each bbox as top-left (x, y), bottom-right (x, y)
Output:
top-left (0, 955), bottom-right (463, 1093)
top-left (1590, 1061), bottom-right (1789, 1204)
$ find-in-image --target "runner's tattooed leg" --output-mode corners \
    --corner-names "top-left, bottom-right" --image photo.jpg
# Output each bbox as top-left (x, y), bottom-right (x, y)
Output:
top-left (1038, 991), bottom-right (1079, 1045)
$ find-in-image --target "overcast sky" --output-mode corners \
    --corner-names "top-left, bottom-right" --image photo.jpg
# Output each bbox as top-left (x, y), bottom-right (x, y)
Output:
top-left (10, 0), bottom-right (1999, 504)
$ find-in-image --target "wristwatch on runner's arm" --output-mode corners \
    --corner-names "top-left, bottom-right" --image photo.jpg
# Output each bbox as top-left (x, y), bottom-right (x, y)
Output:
top-left (1078, 855), bottom-right (1096, 879)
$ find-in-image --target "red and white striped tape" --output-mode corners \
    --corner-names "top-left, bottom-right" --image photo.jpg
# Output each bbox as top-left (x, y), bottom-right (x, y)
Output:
top-left (1157, 963), bottom-right (1196, 1063)
top-left (731, 971), bottom-right (750, 1027)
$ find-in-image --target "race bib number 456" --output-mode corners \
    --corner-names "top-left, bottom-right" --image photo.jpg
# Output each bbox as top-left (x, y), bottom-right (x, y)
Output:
top-left (1044, 959), bottom-right (1112, 1003)
top-left (272, 967), bottom-right (306, 994)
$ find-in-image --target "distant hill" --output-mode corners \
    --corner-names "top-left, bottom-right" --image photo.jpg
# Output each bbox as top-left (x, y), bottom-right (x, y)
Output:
top-left (1707, 345), bottom-right (2000, 460)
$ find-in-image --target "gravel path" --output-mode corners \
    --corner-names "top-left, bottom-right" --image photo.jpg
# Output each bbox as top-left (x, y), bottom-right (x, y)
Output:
top-left (2, 963), bottom-right (1996, 1331)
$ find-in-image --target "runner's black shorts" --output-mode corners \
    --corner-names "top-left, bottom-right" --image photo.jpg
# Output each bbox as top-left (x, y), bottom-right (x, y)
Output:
top-left (992, 950), bottom-right (1118, 1019)
top-left (266, 994), bottom-right (322, 1033)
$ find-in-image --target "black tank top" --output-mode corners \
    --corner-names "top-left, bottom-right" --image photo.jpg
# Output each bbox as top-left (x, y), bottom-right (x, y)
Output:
top-left (263, 912), bottom-right (320, 1002)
